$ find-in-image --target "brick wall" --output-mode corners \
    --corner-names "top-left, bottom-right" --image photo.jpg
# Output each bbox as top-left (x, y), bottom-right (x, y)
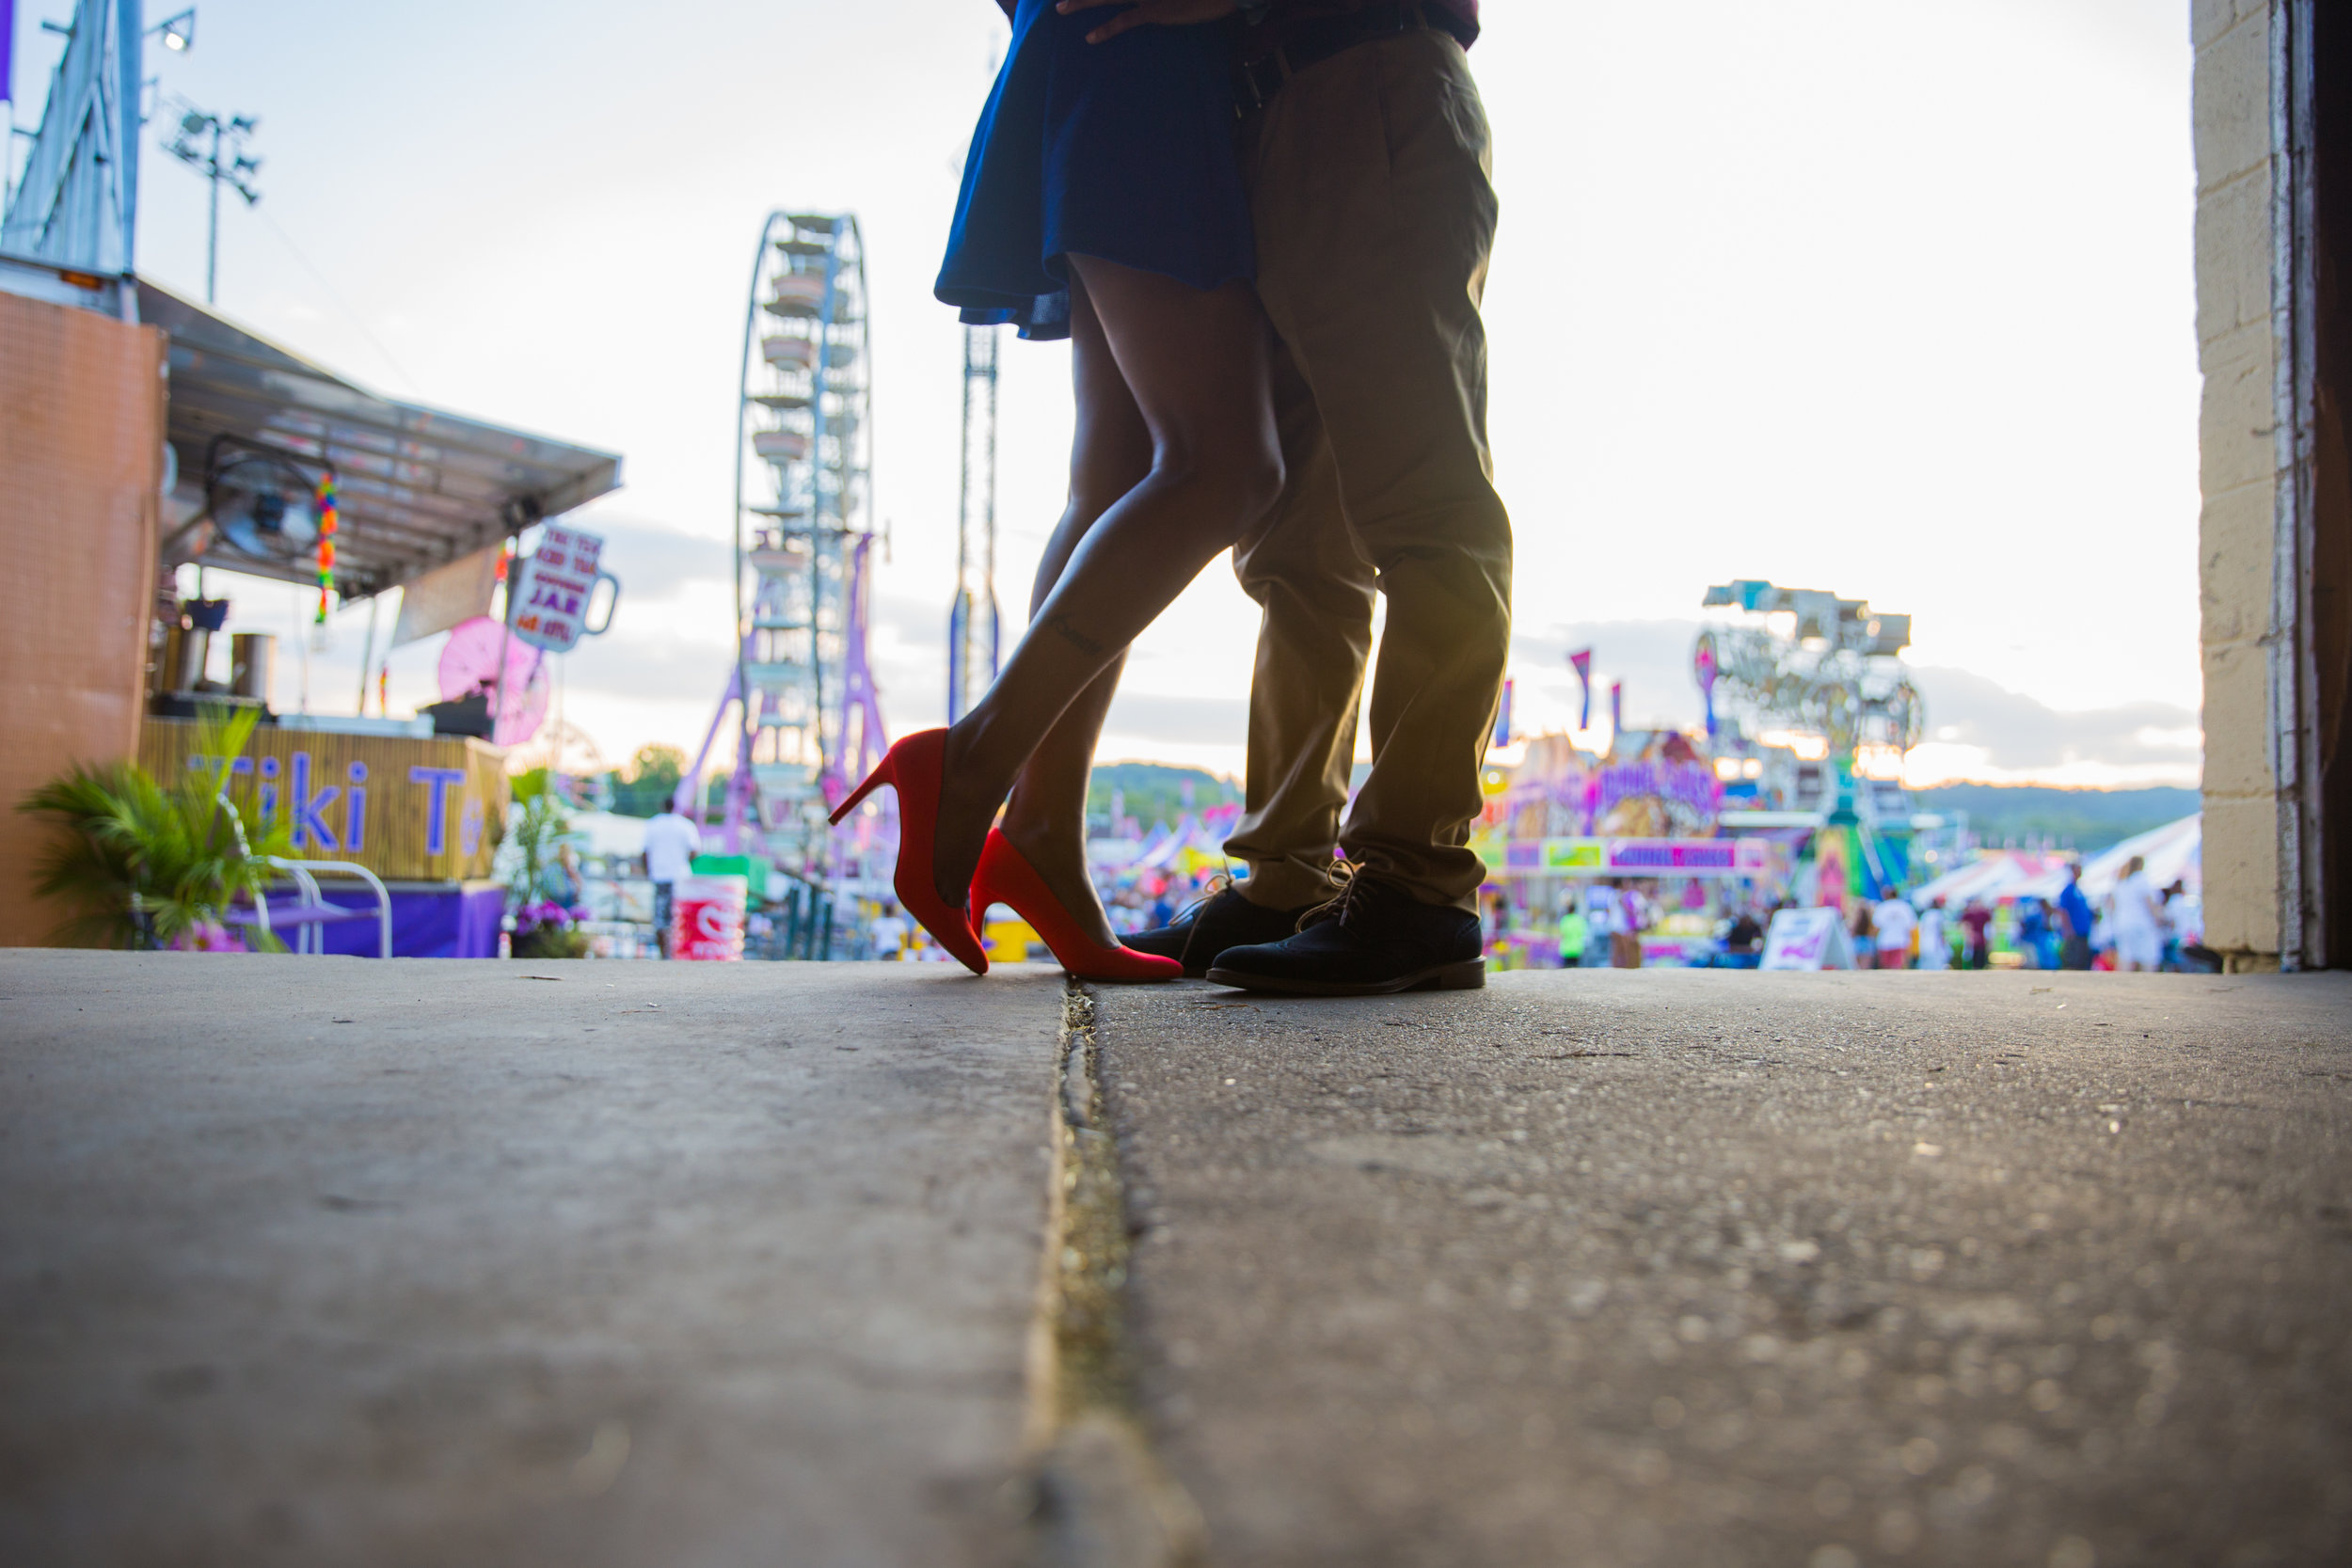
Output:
top-left (2192, 0), bottom-right (2287, 966)
top-left (0, 291), bottom-right (167, 947)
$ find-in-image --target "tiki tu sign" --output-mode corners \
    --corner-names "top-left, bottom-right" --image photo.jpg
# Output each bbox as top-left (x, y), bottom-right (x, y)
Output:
top-left (509, 525), bottom-right (621, 655)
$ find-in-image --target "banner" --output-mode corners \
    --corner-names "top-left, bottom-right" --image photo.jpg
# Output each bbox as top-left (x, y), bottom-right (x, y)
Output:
top-left (391, 546), bottom-right (500, 647)
top-left (1569, 648), bottom-right (1592, 729)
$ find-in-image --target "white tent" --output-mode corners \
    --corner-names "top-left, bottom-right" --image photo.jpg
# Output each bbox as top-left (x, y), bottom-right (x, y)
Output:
top-left (2011, 814), bottom-right (2201, 904)
top-left (1909, 850), bottom-right (2064, 909)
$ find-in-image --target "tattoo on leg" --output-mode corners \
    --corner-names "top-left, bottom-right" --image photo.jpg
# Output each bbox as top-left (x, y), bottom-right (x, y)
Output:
top-left (1043, 614), bottom-right (1104, 656)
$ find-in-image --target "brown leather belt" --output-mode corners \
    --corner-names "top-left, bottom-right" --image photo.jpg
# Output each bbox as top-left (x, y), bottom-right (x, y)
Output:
top-left (1234, 3), bottom-right (1466, 115)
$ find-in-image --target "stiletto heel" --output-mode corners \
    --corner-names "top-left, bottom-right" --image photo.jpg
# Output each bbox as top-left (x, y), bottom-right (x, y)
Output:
top-left (830, 729), bottom-right (991, 975)
top-left (970, 830), bottom-right (1181, 982)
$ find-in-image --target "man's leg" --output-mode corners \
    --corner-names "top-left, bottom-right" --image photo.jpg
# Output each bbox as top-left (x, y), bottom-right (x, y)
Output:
top-left (1223, 338), bottom-right (1377, 911)
top-left (1247, 28), bottom-right (1510, 912)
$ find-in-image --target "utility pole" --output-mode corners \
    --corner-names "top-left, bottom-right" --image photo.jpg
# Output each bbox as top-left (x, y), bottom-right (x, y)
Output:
top-left (163, 102), bottom-right (259, 305)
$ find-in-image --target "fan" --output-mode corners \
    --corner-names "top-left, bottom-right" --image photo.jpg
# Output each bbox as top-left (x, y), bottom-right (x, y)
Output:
top-left (208, 452), bottom-right (320, 562)
top-left (437, 615), bottom-right (549, 746)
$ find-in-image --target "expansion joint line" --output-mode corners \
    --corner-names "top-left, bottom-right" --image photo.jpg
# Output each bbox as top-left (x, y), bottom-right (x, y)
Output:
top-left (1020, 982), bottom-right (1202, 1567)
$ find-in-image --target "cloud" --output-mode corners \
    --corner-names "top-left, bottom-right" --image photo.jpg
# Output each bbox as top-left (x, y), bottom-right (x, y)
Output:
top-left (1101, 693), bottom-right (1248, 748)
top-left (1906, 665), bottom-right (2200, 773)
top-left (581, 515), bottom-right (731, 604)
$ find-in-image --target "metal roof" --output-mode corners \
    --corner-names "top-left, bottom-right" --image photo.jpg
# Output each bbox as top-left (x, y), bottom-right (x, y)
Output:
top-left (147, 278), bottom-right (623, 601)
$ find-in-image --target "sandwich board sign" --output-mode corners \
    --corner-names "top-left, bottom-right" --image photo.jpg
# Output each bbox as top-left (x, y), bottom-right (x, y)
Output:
top-left (1759, 907), bottom-right (1857, 971)
top-left (509, 526), bottom-right (621, 654)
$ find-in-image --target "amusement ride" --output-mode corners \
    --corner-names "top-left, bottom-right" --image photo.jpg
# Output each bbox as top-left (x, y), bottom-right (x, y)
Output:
top-left (681, 211), bottom-right (890, 884)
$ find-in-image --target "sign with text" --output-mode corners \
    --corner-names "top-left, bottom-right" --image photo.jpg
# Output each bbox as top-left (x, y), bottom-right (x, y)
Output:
top-left (1759, 907), bottom-right (1856, 971)
top-left (509, 525), bottom-right (620, 654)
top-left (141, 720), bottom-right (508, 881)
top-left (1484, 836), bottom-right (1779, 879)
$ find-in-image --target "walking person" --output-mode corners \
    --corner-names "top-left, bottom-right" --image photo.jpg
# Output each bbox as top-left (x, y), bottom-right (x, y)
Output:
top-left (2107, 854), bottom-right (2164, 974)
top-left (641, 800), bottom-right (701, 960)
top-left (1959, 899), bottom-right (1994, 970)
top-left (1850, 899), bottom-right (1878, 971)
top-left (1555, 895), bottom-right (1587, 971)
top-left (1872, 889), bottom-right (1916, 972)
top-left (2058, 862), bottom-right (2095, 972)
top-left (1073, 0), bottom-right (1510, 995)
top-left (834, 0), bottom-right (1279, 980)
top-left (1915, 897), bottom-right (1950, 971)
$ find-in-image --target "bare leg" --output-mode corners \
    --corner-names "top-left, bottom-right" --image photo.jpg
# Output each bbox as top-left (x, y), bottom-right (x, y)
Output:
top-left (932, 256), bottom-right (1282, 907)
top-left (995, 276), bottom-right (1151, 948)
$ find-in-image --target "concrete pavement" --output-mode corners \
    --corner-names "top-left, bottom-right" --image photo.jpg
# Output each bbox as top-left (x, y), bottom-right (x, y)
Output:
top-left (1095, 969), bottom-right (2352, 1568)
top-left (5, 954), bottom-right (2348, 1567)
top-left (0, 953), bottom-right (1066, 1568)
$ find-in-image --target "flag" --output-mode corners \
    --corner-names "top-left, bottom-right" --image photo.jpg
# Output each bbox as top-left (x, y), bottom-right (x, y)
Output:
top-left (1491, 677), bottom-right (1513, 749)
top-left (1568, 648), bottom-right (1593, 729)
top-left (1610, 681), bottom-right (1623, 735)
top-left (1, 0), bottom-right (14, 105)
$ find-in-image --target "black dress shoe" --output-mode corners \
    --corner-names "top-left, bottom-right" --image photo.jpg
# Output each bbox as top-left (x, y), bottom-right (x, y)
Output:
top-left (1124, 883), bottom-right (1315, 978)
top-left (1206, 871), bottom-right (1485, 996)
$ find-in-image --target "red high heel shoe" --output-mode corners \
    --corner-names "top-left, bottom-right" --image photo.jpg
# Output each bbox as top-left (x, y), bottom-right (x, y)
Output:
top-left (830, 729), bottom-right (990, 975)
top-left (971, 830), bottom-right (1181, 983)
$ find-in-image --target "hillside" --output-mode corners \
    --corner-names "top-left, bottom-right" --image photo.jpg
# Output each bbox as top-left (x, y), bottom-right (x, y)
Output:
top-left (1087, 762), bottom-right (1241, 831)
top-left (1910, 784), bottom-right (2200, 852)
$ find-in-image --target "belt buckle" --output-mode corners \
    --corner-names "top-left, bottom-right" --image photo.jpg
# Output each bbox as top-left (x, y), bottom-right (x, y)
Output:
top-left (1238, 52), bottom-right (1284, 113)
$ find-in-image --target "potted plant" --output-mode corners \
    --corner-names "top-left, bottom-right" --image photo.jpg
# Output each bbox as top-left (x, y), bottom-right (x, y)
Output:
top-left (505, 769), bottom-right (590, 958)
top-left (17, 706), bottom-right (294, 949)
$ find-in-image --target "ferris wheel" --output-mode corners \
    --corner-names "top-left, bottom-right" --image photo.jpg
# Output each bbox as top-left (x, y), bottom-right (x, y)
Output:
top-left (730, 211), bottom-right (882, 844)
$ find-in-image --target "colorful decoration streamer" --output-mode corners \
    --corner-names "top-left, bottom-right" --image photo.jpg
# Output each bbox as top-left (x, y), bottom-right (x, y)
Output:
top-left (312, 473), bottom-right (339, 623)
top-left (1568, 647), bottom-right (1593, 730)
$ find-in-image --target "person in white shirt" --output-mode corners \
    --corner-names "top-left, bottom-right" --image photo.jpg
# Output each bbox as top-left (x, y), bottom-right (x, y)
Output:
top-left (641, 806), bottom-right (702, 959)
top-left (1915, 899), bottom-right (1950, 971)
top-left (2107, 854), bottom-right (2165, 973)
top-left (869, 901), bottom-right (912, 960)
top-left (1872, 892), bottom-right (1917, 970)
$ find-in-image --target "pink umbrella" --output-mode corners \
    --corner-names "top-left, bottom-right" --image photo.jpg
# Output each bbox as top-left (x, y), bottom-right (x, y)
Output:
top-left (438, 615), bottom-right (549, 746)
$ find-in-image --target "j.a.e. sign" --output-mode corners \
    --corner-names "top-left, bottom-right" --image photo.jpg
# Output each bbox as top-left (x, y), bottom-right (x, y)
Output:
top-left (510, 525), bottom-right (620, 653)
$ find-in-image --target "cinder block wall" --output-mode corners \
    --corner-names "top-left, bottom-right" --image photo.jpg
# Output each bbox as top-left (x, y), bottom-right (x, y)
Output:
top-left (0, 291), bottom-right (166, 947)
top-left (2192, 0), bottom-right (2286, 967)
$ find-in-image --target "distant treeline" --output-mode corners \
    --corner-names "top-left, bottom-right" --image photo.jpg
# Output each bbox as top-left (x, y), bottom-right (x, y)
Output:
top-left (1085, 762), bottom-right (1241, 833)
top-left (1910, 784), bottom-right (2200, 853)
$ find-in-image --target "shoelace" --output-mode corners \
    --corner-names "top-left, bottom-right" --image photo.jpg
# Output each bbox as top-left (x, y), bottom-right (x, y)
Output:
top-left (1295, 858), bottom-right (1371, 933)
top-left (1169, 870), bottom-right (1237, 968)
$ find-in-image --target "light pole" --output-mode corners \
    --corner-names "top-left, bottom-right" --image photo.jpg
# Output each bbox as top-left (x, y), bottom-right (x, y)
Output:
top-left (163, 101), bottom-right (259, 306)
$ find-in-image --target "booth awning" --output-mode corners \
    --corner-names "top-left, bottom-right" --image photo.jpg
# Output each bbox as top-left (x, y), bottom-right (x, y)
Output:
top-left (146, 278), bottom-right (623, 602)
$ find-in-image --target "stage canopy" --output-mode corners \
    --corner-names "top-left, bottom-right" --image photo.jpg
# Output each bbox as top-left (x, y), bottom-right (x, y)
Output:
top-left (146, 279), bottom-right (622, 603)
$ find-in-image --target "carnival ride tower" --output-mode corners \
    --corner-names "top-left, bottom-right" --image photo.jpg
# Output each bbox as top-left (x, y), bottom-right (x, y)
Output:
top-left (946, 324), bottom-right (1002, 722)
top-left (1696, 578), bottom-right (1925, 897)
top-left (717, 211), bottom-right (887, 869)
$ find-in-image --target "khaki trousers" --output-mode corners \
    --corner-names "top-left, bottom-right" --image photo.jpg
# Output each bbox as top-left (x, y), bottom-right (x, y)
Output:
top-left (1224, 27), bottom-right (1512, 913)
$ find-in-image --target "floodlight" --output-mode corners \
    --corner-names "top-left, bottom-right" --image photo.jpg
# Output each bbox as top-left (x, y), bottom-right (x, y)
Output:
top-left (152, 8), bottom-right (196, 52)
top-left (181, 109), bottom-right (208, 135)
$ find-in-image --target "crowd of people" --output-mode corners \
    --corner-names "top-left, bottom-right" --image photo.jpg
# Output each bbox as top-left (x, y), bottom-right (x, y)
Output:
top-left (1482, 853), bottom-right (2204, 973)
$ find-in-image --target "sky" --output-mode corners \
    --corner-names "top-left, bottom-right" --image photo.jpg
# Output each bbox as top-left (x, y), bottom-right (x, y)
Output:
top-left (8, 0), bottom-right (2205, 789)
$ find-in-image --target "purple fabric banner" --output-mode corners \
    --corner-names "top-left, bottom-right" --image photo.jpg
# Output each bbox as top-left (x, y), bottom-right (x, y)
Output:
top-left (253, 885), bottom-right (506, 958)
top-left (2, 0), bottom-right (16, 105)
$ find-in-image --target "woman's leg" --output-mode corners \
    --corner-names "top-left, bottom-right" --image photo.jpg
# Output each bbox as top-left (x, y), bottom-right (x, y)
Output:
top-left (995, 273), bottom-right (1152, 947)
top-left (932, 255), bottom-right (1282, 907)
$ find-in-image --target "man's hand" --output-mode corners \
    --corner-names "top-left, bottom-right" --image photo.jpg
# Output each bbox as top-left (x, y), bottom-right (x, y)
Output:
top-left (1056, 0), bottom-right (1239, 45)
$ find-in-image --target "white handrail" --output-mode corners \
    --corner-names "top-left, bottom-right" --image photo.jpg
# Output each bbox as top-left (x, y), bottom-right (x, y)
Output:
top-left (215, 784), bottom-right (393, 958)
top-left (262, 857), bottom-right (394, 959)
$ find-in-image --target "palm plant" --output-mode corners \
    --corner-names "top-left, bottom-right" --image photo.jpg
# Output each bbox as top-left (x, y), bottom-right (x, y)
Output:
top-left (17, 705), bottom-right (294, 949)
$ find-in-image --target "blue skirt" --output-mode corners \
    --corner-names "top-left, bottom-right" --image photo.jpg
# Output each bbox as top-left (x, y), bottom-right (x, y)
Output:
top-left (935, 0), bottom-right (1253, 341)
